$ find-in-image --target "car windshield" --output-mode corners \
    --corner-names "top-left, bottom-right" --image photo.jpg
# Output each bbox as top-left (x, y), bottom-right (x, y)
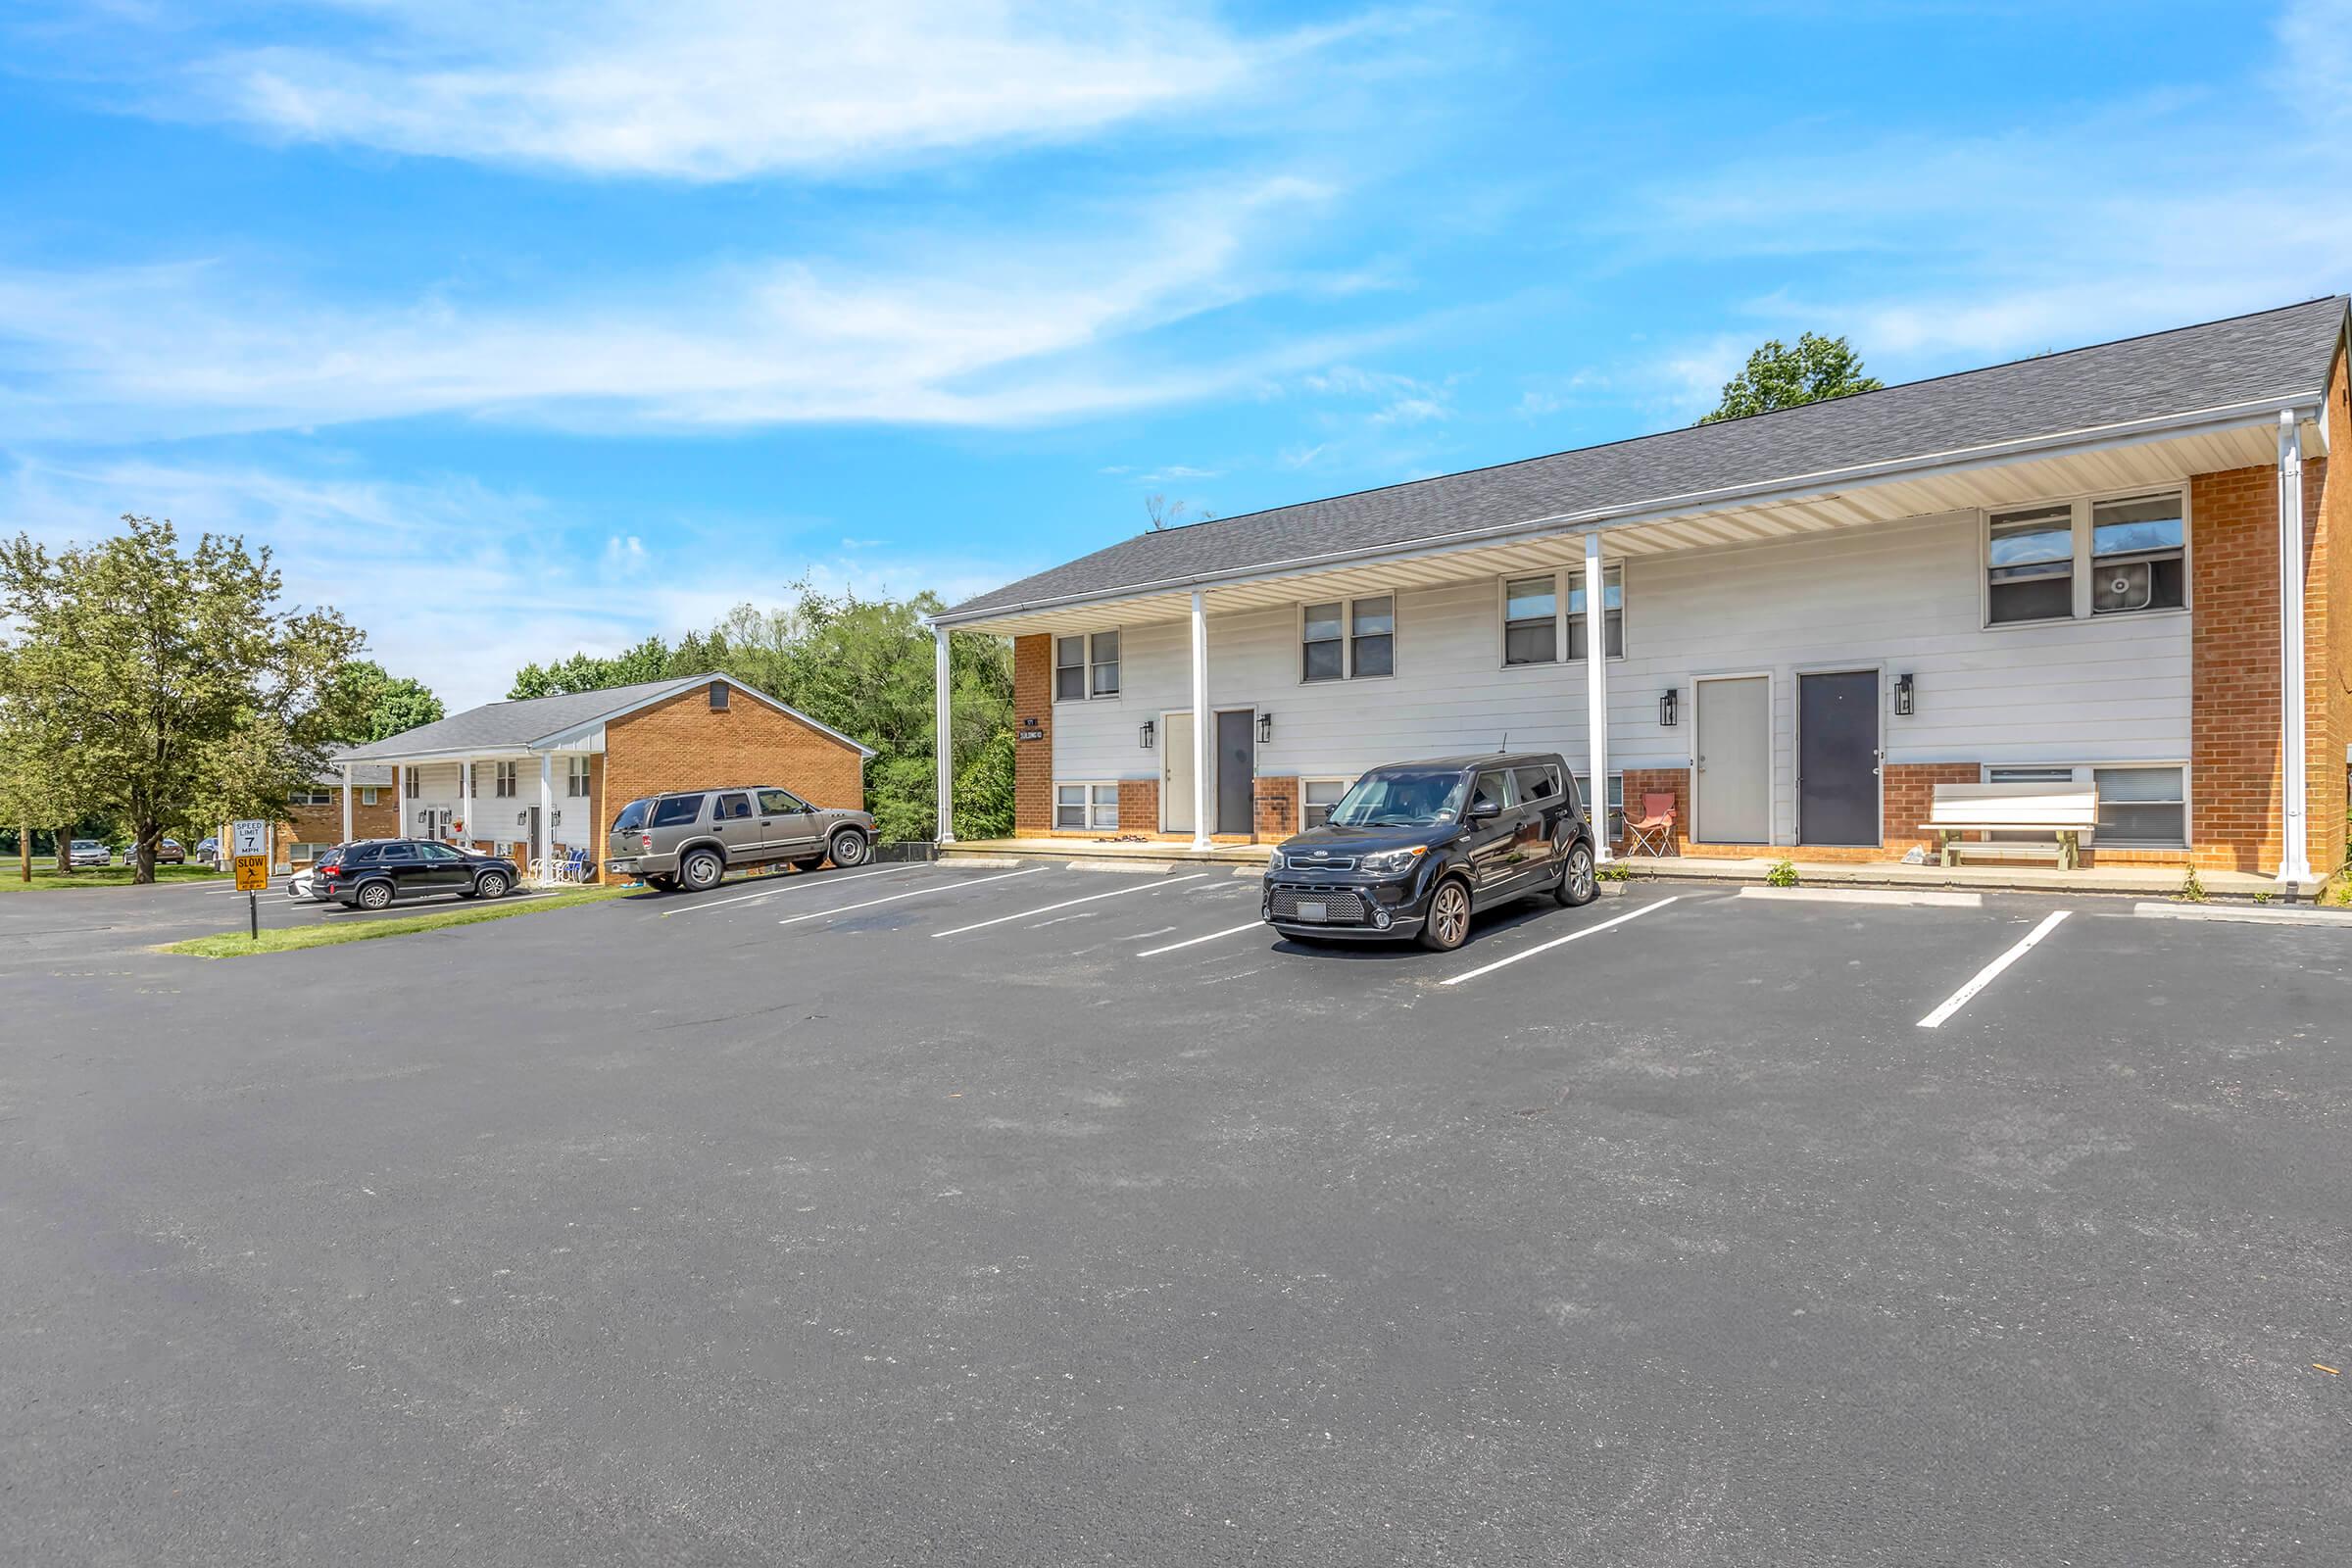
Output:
top-left (1326, 768), bottom-right (1468, 828)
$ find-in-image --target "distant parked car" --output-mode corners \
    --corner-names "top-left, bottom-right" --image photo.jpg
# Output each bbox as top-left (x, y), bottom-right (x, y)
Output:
top-left (319, 839), bottom-right (517, 910)
top-left (287, 844), bottom-right (348, 902)
top-left (69, 839), bottom-right (112, 867)
top-left (1260, 752), bottom-right (1597, 952)
top-left (195, 836), bottom-right (220, 866)
top-left (154, 839), bottom-right (186, 864)
top-left (606, 786), bottom-right (875, 892)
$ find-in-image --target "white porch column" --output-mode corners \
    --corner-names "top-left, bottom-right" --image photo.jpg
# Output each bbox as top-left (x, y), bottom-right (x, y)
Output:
top-left (934, 624), bottom-right (956, 844)
top-left (1190, 589), bottom-right (1212, 852)
top-left (1585, 531), bottom-right (1613, 861)
top-left (537, 754), bottom-right (554, 879)
top-left (340, 760), bottom-right (354, 844)
top-left (2277, 409), bottom-right (2313, 885)
top-left (461, 760), bottom-right (474, 848)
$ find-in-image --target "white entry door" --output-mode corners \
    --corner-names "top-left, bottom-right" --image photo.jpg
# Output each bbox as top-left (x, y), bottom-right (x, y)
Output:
top-left (1694, 676), bottom-right (1771, 843)
top-left (1161, 711), bottom-right (1201, 833)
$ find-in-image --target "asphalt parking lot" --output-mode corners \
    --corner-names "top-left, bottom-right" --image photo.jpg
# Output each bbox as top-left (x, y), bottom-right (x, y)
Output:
top-left (3, 859), bottom-right (2348, 1564)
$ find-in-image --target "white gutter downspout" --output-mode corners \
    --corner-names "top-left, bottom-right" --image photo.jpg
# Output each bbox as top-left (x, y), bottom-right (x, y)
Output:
top-left (2278, 409), bottom-right (2313, 886)
top-left (1585, 532), bottom-right (1612, 862)
top-left (1190, 590), bottom-right (1212, 852)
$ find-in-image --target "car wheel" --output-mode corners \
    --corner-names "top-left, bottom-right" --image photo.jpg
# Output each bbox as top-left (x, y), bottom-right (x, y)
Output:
top-left (791, 857), bottom-right (824, 872)
top-left (477, 870), bottom-right (511, 900)
top-left (1417, 876), bottom-right (1473, 952)
top-left (1555, 844), bottom-right (1597, 907)
top-left (681, 848), bottom-right (724, 892)
top-left (356, 880), bottom-right (395, 911)
top-left (828, 828), bottom-right (869, 868)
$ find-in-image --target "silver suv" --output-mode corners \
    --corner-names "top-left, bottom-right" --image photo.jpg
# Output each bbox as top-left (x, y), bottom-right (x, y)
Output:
top-left (607, 787), bottom-right (875, 892)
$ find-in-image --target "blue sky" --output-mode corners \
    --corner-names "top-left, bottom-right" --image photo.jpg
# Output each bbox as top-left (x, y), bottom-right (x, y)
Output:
top-left (3, 1), bottom-right (2347, 707)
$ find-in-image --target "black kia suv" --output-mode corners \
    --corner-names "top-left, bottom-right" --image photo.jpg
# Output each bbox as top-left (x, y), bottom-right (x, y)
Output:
top-left (1261, 753), bottom-right (1598, 951)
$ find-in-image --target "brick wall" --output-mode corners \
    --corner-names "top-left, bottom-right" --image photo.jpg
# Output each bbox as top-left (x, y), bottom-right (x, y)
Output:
top-left (1117, 778), bottom-right (1159, 833)
top-left (1253, 775), bottom-right (1298, 839)
top-left (2188, 459), bottom-right (2328, 872)
top-left (1617, 767), bottom-right (1687, 854)
top-left (2317, 355), bottom-right (2351, 879)
top-left (1882, 762), bottom-right (1982, 855)
top-left (1013, 634), bottom-right (1054, 836)
top-left (279, 784), bottom-right (398, 859)
top-left (603, 684), bottom-right (867, 840)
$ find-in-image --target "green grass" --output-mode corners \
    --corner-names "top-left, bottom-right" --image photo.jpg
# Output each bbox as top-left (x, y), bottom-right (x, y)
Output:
top-left (2, 863), bottom-right (228, 891)
top-left (162, 884), bottom-right (631, 957)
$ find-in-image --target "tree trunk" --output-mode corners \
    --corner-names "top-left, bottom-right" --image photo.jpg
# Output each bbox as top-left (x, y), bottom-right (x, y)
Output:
top-left (132, 819), bottom-right (160, 884)
top-left (54, 824), bottom-right (71, 876)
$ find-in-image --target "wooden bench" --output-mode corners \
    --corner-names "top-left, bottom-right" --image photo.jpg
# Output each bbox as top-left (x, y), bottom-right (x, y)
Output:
top-left (1925, 783), bottom-right (2097, 869)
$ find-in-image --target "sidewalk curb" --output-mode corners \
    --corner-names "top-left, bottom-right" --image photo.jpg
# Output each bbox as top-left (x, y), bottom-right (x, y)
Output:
top-left (1736, 886), bottom-right (1983, 908)
top-left (2132, 901), bottom-right (2352, 926)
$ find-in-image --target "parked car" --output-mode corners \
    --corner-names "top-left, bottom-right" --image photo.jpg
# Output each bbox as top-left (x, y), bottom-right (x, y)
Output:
top-left (69, 839), bottom-right (113, 867)
top-left (319, 839), bottom-right (518, 910)
top-left (154, 839), bottom-right (186, 864)
top-left (287, 844), bottom-right (345, 902)
top-left (195, 836), bottom-right (220, 866)
top-left (1260, 753), bottom-right (1597, 952)
top-left (607, 786), bottom-right (875, 892)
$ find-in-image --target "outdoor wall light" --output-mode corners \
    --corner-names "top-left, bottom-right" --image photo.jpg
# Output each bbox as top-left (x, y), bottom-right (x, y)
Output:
top-left (515, 810), bottom-right (529, 827)
top-left (1658, 687), bottom-right (1679, 727)
top-left (1139, 718), bottom-right (1155, 750)
top-left (1895, 672), bottom-right (1916, 716)
top-left (1258, 713), bottom-right (1275, 745)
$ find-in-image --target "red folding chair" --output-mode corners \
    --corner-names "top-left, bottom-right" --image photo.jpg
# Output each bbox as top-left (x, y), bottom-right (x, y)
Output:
top-left (1624, 792), bottom-right (1679, 857)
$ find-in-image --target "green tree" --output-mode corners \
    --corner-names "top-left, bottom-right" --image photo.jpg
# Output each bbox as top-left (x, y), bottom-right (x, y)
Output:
top-left (508, 635), bottom-right (678, 699)
top-left (1697, 332), bottom-right (1884, 424)
top-left (325, 660), bottom-right (446, 745)
top-left (0, 515), bottom-right (363, 882)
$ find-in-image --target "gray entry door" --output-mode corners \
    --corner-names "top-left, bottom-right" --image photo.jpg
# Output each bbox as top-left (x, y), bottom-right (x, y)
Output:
top-left (1215, 710), bottom-right (1255, 836)
top-left (1694, 676), bottom-right (1772, 843)
top-left (1799, 671), bottom-right (1881, 846)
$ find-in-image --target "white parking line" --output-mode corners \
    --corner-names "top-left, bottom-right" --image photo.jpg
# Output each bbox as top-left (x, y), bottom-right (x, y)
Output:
top-left (775, 866), bottom-right (1044, 928)
top-left (1916, 909), bottom-right (2070, 1029)
top-left (1136, 920), bottom-right (1264, 957)
top-left (659, 863), bottom-right (910, 917)
top-left (1440, 897), bottom-right (1681, 986)
top-left (932, 873), bottom-right (1207, 938)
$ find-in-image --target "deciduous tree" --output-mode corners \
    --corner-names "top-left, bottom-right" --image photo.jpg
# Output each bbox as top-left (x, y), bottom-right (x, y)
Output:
top-left (1698, 332), bottom-right (1884, 424)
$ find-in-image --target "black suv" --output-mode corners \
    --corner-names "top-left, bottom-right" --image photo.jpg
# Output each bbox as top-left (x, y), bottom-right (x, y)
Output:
top-left (1261, 753), bottom-right (1597, 951)
top-left (320, 839), bottom-right (520, 910)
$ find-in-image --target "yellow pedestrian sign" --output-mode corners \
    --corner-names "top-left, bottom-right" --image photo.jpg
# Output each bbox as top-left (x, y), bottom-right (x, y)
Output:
top-left (234, 856), bottom-right (270, 891)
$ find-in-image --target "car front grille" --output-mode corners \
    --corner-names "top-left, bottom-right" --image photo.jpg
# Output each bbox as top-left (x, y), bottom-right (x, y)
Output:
top-left (1283, 854), bottom-right (1357, 872)
top-left (1269, 886), bottom-right (1370, 925)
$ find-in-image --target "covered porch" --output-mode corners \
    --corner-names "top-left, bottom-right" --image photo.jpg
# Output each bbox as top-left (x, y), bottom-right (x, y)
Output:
top-left (930, 397), bottom-right (2328, 886)
top-left (337, 745), bottom-right (602, 885)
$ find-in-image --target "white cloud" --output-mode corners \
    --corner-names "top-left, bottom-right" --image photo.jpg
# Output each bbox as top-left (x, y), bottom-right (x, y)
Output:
top-left (153, 0), bottom-right (1355, 180)
top-left (0, 452), bottom-right (1040, 710)
top-left (0, 176), bottom-right (1372, 440)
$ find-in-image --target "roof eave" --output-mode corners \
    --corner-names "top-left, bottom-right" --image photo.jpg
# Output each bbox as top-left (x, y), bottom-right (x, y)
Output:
top-left (932, 391), bottom-right (2325, 631)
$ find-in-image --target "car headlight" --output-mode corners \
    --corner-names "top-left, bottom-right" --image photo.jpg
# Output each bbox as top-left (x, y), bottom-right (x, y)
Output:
top-left (1358, 845), bottom-right (1428, 877)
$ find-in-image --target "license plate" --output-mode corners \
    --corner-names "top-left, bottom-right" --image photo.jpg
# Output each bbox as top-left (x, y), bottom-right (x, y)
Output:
top-left (1296, 900), bottom-right (1328, 922)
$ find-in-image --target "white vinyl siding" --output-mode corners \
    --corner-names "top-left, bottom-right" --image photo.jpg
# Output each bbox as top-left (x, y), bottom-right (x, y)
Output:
top-left (1054, 782), bottom-right (1119, 830)
top-left (1047, 506), bottom-right (2192, 846)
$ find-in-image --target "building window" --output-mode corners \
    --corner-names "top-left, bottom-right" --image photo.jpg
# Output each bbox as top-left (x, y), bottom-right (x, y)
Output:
top-left (290, 788), bottom-right (330, 808)
top-left (1300, 777), bottom-right (1351, 830)
top-left (1502, 575), bottom-right (1557, 665)
top-left (1986, 504), bottom-right (2075, 623)
top-left (360, 787), bottom-right (379, 807)
top-left (1301, 597), bottom-right (1396, 683)
top-left (2090, 494), bottom-right (2185, 614)
top-left (1571, 771), bottom-right (1626, 842)
top-left (1055, 632), bottom-right (1119, 701)
top-left (566, 757), bottom-right (591, 798)
top-left (1568, 564), bottom-right (1624, 661)
top-left (709, 679), bottom-right (729, 710)
top-left (1500, 565), bottom-right (1622, 664)
top-left (495, 761), bottom-right (517, 799)
top-left (1054, 782), bottom-right (1120, 830)
top-left (287, 842), bottom-right (320, 862)
top-left (1986, 490), bottom-right (2185, 625)
top-left (1985, 763), bottom-right (2187, 848)
top-left (404, 766), bottom-right (420, 800)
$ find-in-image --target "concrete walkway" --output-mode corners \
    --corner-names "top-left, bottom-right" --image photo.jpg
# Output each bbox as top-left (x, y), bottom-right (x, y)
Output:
top-left (940, 837), bottom-right (2323, 902)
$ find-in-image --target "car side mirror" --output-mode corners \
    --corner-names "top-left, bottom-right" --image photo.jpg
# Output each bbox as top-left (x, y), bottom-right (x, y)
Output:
top-left (1465, 804), bottom-right (1498, 825)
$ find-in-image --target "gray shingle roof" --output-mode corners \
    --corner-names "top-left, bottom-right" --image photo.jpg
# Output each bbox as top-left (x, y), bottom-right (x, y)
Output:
top-left (337, 676), bottom-right (703, 760)
top-left (314, 753), bottom-right (394, 787)
top-left (944, 296), bottom-right (2348, 621)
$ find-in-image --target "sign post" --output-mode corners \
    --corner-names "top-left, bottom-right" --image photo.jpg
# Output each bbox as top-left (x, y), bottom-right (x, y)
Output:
top-left (230, 819), bottom-right (270, 940)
